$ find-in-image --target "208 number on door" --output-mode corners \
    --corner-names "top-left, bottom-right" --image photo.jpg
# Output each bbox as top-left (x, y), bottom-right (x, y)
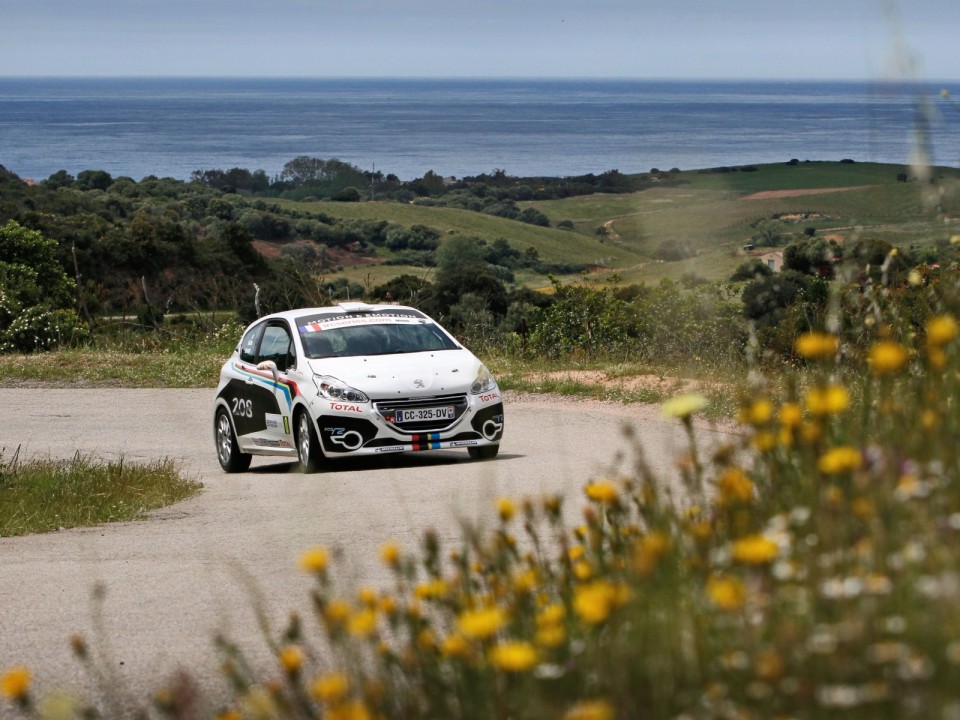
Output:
top-left (231, 398), bottom-right (253, 418)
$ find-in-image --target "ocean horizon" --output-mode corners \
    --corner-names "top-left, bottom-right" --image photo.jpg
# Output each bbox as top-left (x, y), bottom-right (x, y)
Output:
top-left (1, 77), bottom-right (958, 182)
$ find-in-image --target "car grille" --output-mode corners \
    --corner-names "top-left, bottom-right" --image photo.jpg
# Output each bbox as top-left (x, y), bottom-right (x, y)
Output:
top-left (374, 394), bottom-right (468, 433)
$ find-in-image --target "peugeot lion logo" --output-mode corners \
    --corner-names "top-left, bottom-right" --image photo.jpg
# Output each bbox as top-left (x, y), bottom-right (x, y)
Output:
top-left (414, 379), bottom-right (425, 389)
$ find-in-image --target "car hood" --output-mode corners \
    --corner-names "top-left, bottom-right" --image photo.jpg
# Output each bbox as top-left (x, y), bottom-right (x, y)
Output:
top-left (306, 349), bottom-right (482, 397)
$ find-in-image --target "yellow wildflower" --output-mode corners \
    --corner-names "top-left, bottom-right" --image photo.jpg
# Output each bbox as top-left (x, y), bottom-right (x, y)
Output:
top-left (542, 493), bottom-right (562, 516)
top-left (927, 314), bottom-right (959, 346)
top-left (568, 545), bottom-right (585, 561)
top-left (633, 531), bottom-right (669, 576)
top-left (327, 700), bottom-right (372, 720)
top-left (795, 332), bottom-right (839, 359)
top-left (379, 541), bottom-right (400, 567)
top-left (457, 607), bottom-right (506, 640)
top-left (868, 341), bottom-right (908, 376)
top-left (357, 587), bottom-right (378, 607)
top-left (348, 608), bottom-right (378, 638)
top-left (489, 641), bottom-right (538, 672)
top-left (298, 546), bottom-right (329, 574)
top-left (754, 649), bottom-right (785, 681)
top-left (800, 420), bottom-right (823, 445)
top-left (818, 446), bottom-right (862, 475)
top-left (536, 623), bottom-right (567, 648)
top-left (824, 484), bottom-right (844, 505)
top-left (805, 384), bottom-right (849, 416)
top-left (323, 599), bottom-right (351, 627)
top-left (512, 568), bottom-right (537, 594)
top-left (661, 393), bottom-right (708, 419)
top-left (689, 519), bottom-right (711, 541)
top-left (573, 560), bottom-right (594, 581)
top-left (0, 667), bottom-right (31, 702)
top-left (378, 595), bottom-right (397, 616)
top-left (741, 397), bottom-right (773, 425)
top-left (564, 699), bottom-right (616, 720)
top-left (496, 497), bottom-right (516, 522)
top-left (573, 580), bottom-right (630, 624)
top-left (779, 402), bottom-right (803, 429)
top-left (414, 579), bottom-right (448, 600)
top-left (731, 535), bottom-right (779, 564)
top-left (928, 346), bottom-right (948, 369)
top-left (717, 467), bottom-right (753, 504)
top-left (277, 645), bottom-right (303, 675)
top-left (752, 431), bottom-right (777, 452)
top-left (706, 575), bottom-right (746, 612)
top-left (537, 603), bottom-right (565, 626)
top-left (584, 480), bottom-right (620, 505)
top-left (441, 634), bottom-right (473, 659)
top-left (216, 711), bottom-right (242, 720)
top-left (417, 628), bottom-right (436, 650)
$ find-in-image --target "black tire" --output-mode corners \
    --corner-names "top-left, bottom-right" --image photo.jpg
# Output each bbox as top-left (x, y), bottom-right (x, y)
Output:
top-left (468, 444), bottom-right (500, 461)
top-left (215, 407), bottom-right (252, 473)
top-left (295, 409), bottom-right (324, 473)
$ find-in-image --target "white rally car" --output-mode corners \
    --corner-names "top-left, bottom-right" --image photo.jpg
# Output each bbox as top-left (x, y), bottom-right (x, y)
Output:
top-left (212, 302), bottom-right (504, 472)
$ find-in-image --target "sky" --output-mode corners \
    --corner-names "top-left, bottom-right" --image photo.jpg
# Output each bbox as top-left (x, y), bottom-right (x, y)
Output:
top-left (2, 0), bottom-right (959, 80)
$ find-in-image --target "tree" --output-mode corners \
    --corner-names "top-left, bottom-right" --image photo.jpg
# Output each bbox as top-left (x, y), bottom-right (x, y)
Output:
top-left (741, 270), bottom-right (827, 331)
top-left (280, 156), bottom-right (326, 187)
top-left (426, 236), bottom-right (507, 318)
top-left (752, 219), bottom-right (785, 247)
top-left (731, 259), bottom-right (773, 281)
top-left (76, 170), bottom-right (113, 191)
top-left (783, 237), bottom-right (836, 277)
top-left (0, 220), bottom-right (75, 308)
top-left (0, 221), bottom-right (86, 353)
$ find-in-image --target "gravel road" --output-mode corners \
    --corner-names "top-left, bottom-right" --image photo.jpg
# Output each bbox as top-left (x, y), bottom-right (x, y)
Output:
top-left (0, 388), bottom-right (734, 710)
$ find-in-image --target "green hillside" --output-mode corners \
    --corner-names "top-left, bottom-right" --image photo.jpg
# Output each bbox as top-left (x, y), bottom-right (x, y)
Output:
top-left (522, 161), bottom-right (960, 285)
top-left (276, 199), bottom-right (643, 268)
top-left (271, 161), bottom-right (960, 288)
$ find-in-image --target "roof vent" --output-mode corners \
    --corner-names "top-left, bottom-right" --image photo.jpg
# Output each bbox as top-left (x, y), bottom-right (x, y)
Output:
top-left (338, 302), bottom-right (377, 313)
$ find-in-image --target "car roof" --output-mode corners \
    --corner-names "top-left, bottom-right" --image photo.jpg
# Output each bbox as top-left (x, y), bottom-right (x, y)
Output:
top-left (257, 302), bottom-right (428, 324)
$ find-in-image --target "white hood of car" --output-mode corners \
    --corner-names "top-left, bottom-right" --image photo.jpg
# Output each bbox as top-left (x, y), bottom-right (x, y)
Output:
top-left (307, 349), bottom-right (481, 397)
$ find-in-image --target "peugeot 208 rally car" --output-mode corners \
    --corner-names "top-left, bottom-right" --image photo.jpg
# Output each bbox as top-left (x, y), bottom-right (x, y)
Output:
top-left (212, 303), bottom-right (504, 472)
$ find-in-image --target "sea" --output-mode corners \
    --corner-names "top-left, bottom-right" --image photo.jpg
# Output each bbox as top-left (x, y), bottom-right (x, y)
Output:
top-left (1, 77), bottom-right (958, 183)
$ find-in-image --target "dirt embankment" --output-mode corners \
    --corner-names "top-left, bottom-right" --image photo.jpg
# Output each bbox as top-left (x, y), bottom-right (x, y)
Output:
top-left (742, 185), bottom-right (873, 201)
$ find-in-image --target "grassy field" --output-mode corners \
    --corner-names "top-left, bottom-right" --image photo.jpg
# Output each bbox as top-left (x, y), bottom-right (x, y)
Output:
top-left (275, 162), bottom-right (960, 288)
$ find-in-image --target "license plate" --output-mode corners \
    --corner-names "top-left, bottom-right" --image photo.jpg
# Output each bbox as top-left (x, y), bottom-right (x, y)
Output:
top-left (396, 406), bottom-right (455, 423)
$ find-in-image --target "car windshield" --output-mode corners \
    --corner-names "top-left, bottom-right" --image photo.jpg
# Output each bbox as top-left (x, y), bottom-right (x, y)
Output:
top-left (297, 315), bottom-right (460, 359)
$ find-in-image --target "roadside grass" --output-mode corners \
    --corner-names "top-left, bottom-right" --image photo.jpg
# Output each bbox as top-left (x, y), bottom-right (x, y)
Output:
top-left (0, 346), bottom-right (226, 388)
top-left (0, 317), bottom-right (243, 388)
top-left (0, 450), bottom-right (201, 537)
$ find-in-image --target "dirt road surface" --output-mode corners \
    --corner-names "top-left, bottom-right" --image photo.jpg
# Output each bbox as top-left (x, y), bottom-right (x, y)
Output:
top-left (0, 388), bottom-right (734, 709)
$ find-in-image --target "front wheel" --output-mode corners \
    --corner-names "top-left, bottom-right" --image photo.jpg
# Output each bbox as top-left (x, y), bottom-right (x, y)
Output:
top-left (215, 408), bottom-right (252, 473)
top-left (296, 409), bottom-right (324, 473)
top-left (468, 444), bottom-right (499, 461)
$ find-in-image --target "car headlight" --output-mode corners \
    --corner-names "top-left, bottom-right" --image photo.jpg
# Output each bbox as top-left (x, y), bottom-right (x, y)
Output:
top-left (470, 364), bottom-right (498, 395)
top-left (313, 375), bottom-right (369, 403)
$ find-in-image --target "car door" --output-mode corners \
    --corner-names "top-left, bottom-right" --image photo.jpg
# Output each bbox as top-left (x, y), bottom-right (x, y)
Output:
top-left (253, 322), bottom-right (297, 449)
top-left (222, 319), bottom-right (291, 452)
